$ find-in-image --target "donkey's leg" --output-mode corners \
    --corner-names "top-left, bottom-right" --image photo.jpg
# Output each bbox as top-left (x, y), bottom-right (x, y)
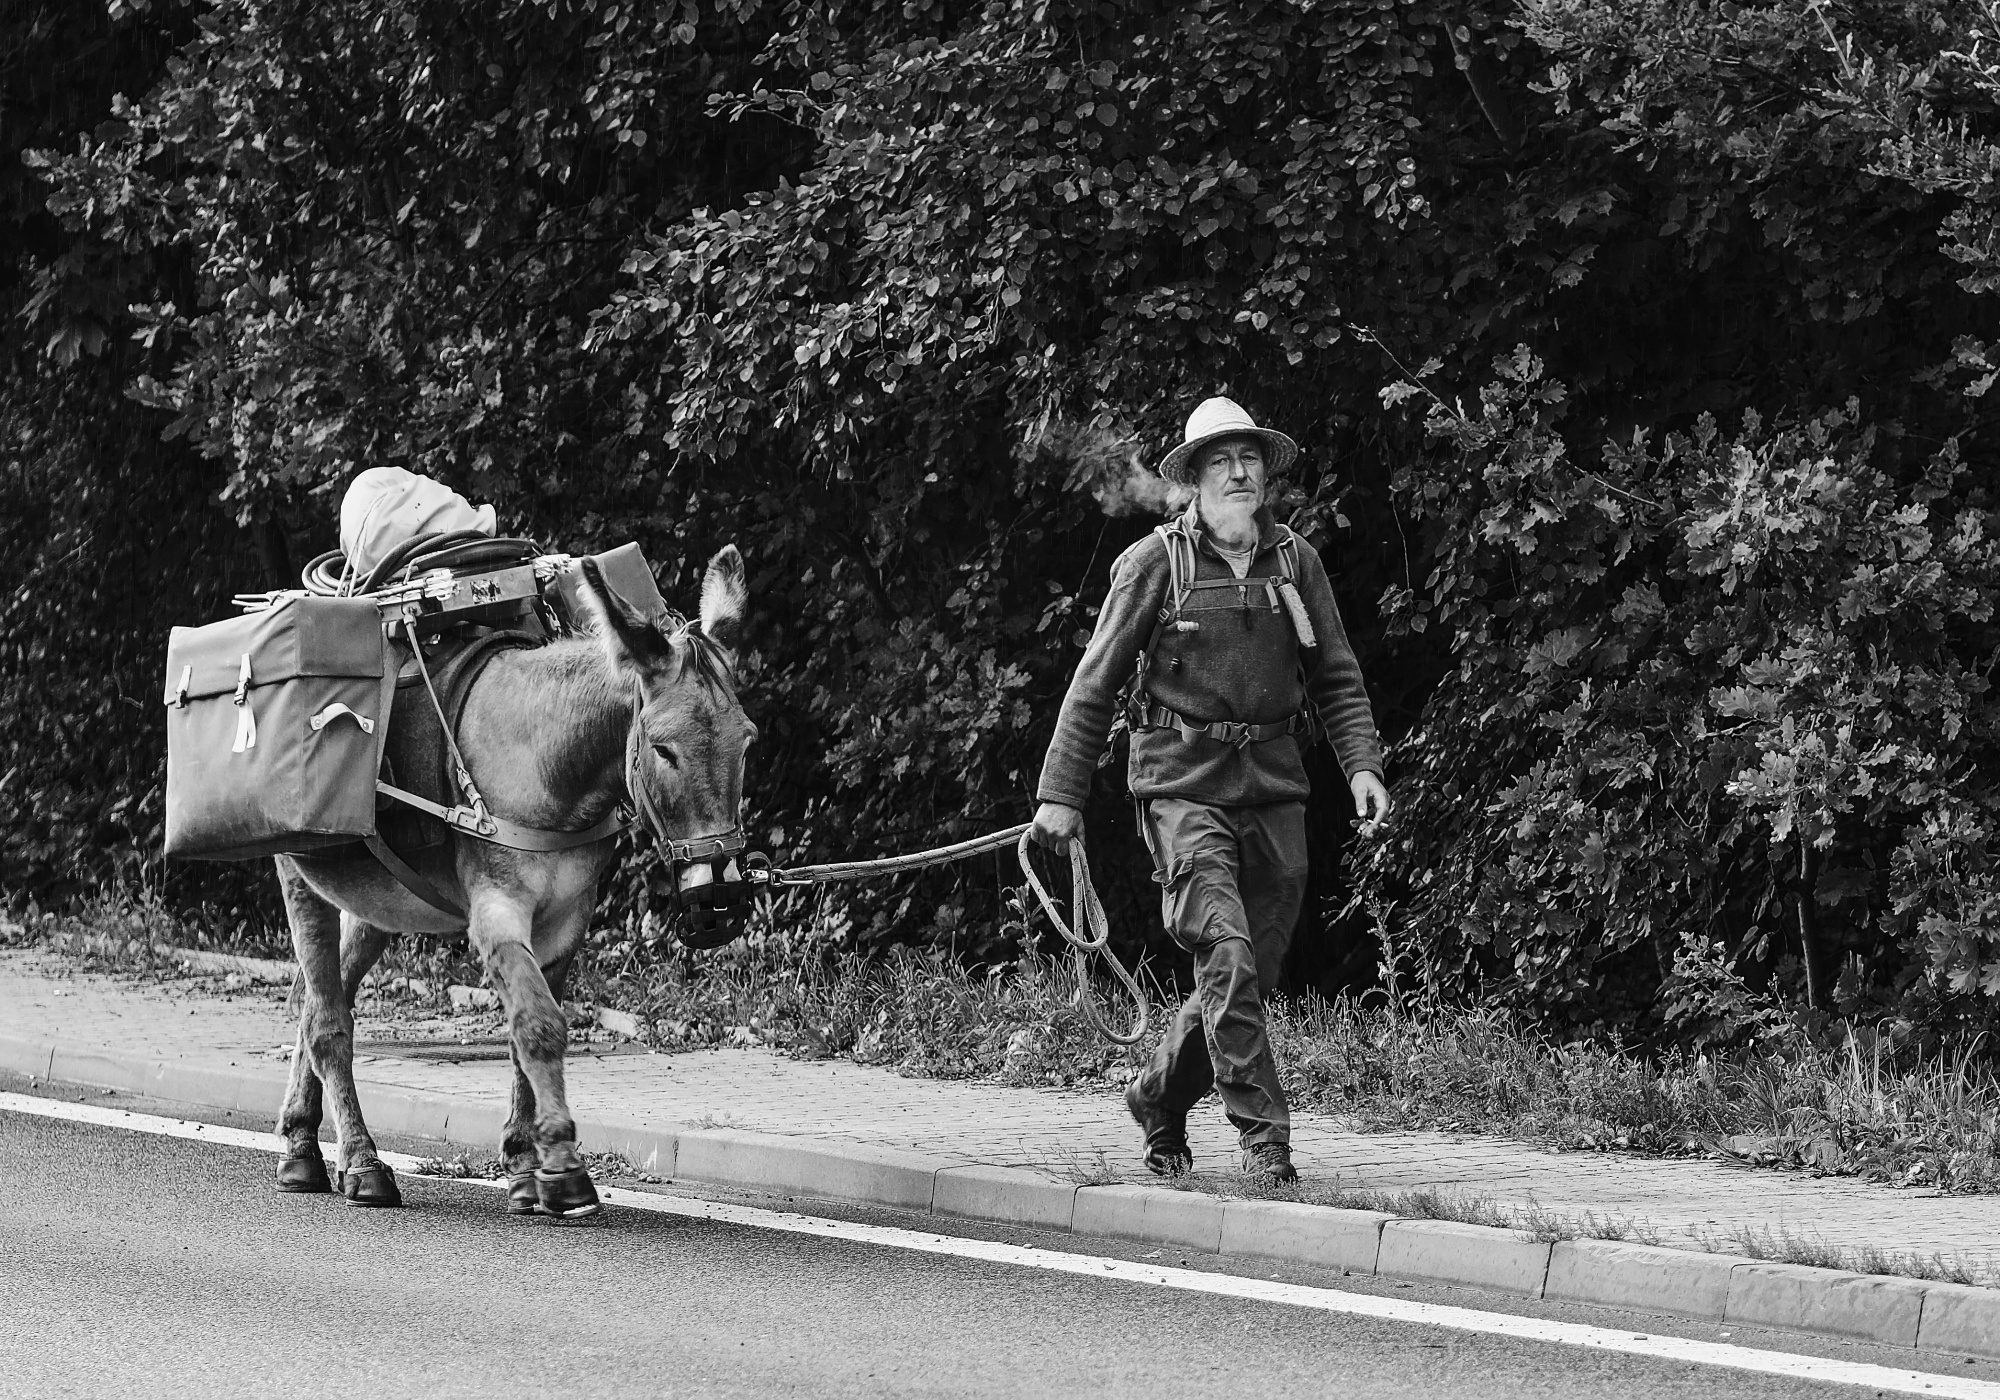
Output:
top-left (502, 935), bottom-right (585, 1215)
top-left (474, 893), bottom-right (598, 1218)
top-left (274, 858), bottom-right (332, 1193)
top-left (276, 859), bottom-right (400, 1207)
top-left (338, 918), bottom-right (396, 1006)
top-left (277, 1004), bottom-right (331, 1194)
top-left (277, 912), bottom-right (395, 1193)
top-left (501, 1040), bottom-right (541, 1215)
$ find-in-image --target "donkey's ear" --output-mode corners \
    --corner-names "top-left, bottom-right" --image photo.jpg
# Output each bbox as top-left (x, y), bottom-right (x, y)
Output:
top-left (579, 555), bottom-right (668, 679)
top-left (699, 544), bottom-right (749, 657)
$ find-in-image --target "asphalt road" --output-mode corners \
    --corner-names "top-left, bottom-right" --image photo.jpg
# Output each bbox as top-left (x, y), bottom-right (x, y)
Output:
top-left (0, 1102), bottom-right (1976, 1400)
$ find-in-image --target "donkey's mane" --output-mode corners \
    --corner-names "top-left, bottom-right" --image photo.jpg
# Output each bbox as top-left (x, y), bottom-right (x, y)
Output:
top-left (660, 612), bottom-right (736, 694)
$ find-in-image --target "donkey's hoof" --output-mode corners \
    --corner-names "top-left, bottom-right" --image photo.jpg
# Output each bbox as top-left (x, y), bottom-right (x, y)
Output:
top-left (534, 1166), bottom-right (601, 1219)
top-left (275, 1151), bottom-right (332, 1194)
top-left (337, 1163), bottom-right (403, 1208)
top-left (506, 1172), bottom-right (540, 1216)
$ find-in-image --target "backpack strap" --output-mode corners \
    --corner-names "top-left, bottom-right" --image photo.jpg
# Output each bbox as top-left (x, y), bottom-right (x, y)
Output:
top-left (1099, 520), bottom-right (1193, 768)
top-left (1159, 518), bottom-right (1196, 624)
top-left (1275, 529), bottom-right (1299, 585)
top-left (1141, 518), bottom-right (1196, 663)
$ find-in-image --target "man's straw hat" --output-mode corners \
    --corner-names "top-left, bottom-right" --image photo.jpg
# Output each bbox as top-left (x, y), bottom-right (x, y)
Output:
top-left (1157, 396), bottom-right (1299, 485)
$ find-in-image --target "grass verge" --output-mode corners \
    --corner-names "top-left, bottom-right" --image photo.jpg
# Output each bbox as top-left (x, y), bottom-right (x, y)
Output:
top-left (10, 893), bottom-right (2000, 1201)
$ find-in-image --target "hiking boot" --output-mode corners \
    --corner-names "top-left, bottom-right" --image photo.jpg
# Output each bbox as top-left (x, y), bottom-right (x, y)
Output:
top-left (1125, 1080), bottom-right (1193, 1177)
top-left (1241, 1141), bottom-right (1298, 1184)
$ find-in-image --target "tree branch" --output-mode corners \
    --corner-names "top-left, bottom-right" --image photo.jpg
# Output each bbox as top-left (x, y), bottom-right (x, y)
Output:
top-left (1447, 20), bottom-right (1522, 148)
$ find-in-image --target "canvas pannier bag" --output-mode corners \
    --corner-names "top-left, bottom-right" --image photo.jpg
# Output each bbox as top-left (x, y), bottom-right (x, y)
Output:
top-left (163, 595), bottom-right (391, 860)
top-left (540, 541), bottom-right (672, 630)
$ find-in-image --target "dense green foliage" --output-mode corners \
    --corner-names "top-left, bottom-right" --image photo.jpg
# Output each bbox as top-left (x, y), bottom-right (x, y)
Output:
top-left (12, 0), bottom-right (2000, 1042)
top-left (1, 1), bottom-right (274, 931)
top-left (1356, 1), bottom-right (2000, 1039)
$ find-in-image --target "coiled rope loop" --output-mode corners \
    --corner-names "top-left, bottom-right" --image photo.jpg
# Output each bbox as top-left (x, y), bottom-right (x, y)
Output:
top-left (754, 824), bottom-right (1150, 1047)
top-left (298, 531), bottom-right (542, 597)
top-left (1010, 830), bottom-right (1151, 1047)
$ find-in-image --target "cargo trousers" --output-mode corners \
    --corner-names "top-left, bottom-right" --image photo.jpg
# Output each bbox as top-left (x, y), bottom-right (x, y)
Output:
top-left (1128, 796), bottom-right (1307, 1148)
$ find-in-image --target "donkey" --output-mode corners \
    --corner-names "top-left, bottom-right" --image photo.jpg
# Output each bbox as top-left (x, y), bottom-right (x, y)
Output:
top-left (270, 545), bottom-right (756, 1217)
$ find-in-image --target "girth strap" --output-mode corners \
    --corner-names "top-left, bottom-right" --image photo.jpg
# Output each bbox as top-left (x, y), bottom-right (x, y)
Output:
top-left (364, 833), bottom-right (465, 919)
top-left (375, 780), bottom-right (628, 853)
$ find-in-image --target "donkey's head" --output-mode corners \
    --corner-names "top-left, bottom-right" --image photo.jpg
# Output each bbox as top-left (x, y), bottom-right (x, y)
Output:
top-left (581, 544), bottom-right (757, 946)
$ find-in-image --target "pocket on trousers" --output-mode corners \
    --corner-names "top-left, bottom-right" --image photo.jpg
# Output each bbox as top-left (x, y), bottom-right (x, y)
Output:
top-left (1149, 852), bottom-right (1192, 946)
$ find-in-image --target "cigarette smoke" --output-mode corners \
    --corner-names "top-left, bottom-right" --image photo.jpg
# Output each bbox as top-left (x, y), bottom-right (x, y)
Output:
top-left (1029, 418), bottom-right (1192, 519)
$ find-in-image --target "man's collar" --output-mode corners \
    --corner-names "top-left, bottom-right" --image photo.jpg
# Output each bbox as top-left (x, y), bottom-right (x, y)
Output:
top-left (1183, 500), bottom-right (1283, 554)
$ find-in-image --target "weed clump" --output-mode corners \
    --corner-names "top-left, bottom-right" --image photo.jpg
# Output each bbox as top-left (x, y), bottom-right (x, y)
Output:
top-left (1269, 994), bottom-right (2000, 1194)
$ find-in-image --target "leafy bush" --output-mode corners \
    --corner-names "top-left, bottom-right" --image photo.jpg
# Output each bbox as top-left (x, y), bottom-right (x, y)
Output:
top-left (1362, 350), bottom-right (2000, 1032)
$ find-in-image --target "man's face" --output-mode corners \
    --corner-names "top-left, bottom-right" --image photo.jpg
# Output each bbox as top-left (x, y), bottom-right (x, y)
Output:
top-left (1195, 435), bottom-right (1268, 514)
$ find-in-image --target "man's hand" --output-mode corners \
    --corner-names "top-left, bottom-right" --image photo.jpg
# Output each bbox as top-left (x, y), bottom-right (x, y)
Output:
top-left (1031, 801), bottom-right (1084, 851)
top-left (1351, 772), bottom-right (1393, 838)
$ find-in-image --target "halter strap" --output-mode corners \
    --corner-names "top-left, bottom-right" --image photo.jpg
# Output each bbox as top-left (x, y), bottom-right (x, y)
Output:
top-left (622, 688), bottom-right (746, 866)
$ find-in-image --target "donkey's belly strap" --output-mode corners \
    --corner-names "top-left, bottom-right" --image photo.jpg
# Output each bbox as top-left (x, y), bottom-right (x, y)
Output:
top-left (374, 780), bottom-right (628, 853)
top-left (362, 833), bottom-right (465, 919)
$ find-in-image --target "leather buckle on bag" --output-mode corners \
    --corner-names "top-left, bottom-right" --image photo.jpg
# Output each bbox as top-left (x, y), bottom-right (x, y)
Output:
top-left (232, 653), bottom-right (253, 706)
top-left (173, 665), bottom-right (192, 709)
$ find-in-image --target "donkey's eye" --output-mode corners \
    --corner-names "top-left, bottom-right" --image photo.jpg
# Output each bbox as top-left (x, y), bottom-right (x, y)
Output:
top-left (652, 744), bottom-right (681, 770)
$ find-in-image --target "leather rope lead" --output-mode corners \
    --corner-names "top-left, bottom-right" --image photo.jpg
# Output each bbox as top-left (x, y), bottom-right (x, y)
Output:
top-left (749, 823), bottom-right (1150, 1047)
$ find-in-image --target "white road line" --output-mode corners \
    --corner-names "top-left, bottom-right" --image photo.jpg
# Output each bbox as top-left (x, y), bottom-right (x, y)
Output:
top-left (4, 1089), bottom-right (1994, 1398)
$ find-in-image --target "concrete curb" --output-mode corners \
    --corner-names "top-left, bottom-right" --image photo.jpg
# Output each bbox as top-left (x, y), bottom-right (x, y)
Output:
top-left (6, 1031), bottom-right (1997, 1361)
top-left (1378, 1218), bottom-right (1553, 1297)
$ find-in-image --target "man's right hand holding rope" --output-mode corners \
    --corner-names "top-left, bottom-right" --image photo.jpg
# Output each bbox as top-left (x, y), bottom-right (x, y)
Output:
top-left (1029, 801), bottom-right (1084, 851)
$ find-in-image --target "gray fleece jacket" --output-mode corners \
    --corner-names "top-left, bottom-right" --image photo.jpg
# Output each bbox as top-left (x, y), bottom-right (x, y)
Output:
top-left (1037, 504), bottom-right (1385, 809)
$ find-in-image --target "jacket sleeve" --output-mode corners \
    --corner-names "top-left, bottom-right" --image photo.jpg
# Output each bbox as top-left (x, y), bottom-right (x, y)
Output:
top-left (1296, 543), bottom-right (1385, 782)
top-left (1035, 538), bottom-right (1169, 808)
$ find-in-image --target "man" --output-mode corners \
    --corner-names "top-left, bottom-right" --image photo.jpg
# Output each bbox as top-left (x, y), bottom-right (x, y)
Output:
top-left (1032, 396), bottom-right (1392, 1183)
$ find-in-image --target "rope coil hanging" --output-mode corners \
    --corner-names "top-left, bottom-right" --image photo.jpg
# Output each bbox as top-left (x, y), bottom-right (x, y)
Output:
top-left (750, 823), bottom-right (1151, 1046)
top-left (1010, 829), bottom-right (1151, 1047)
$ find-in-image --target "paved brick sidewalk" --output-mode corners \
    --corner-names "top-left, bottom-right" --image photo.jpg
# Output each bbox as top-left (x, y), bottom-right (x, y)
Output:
top-left (5, 948), bottom-right (1997, 1270)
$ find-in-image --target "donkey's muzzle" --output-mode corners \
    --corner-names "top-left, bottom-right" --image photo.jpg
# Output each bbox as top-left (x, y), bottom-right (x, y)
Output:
top-left (673, 877), bottom-right (753, 949)
top-left (664, 831), bottom-right (754, 950)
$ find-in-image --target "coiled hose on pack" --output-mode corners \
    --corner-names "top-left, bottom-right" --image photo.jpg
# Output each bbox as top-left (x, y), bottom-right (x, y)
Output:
top-left (300, 529), bottom-right (542, 597)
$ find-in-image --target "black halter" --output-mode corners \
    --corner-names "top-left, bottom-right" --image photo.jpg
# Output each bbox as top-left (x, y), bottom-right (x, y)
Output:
top-left (623, 685), bottom-right (753, 949)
